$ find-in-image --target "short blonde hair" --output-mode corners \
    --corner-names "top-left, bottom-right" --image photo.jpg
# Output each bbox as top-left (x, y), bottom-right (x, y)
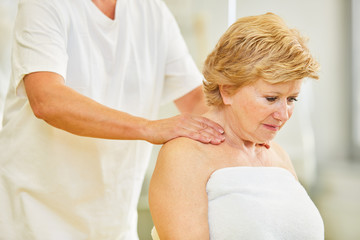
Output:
top-left (203, 12), bottom-right (320, 106)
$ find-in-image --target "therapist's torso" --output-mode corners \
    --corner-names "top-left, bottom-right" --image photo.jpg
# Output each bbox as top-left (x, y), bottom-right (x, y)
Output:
top-left (0, 0), bottom-right (202, 239)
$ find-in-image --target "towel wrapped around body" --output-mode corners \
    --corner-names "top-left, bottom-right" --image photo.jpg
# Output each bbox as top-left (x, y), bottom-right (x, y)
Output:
top-left (152, 166), bottom-right (324, 240)
top-left (207, 167), bottom-right (324, 240)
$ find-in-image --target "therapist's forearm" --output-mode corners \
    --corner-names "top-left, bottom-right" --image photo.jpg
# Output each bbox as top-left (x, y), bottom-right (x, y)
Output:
top-left (24, 72), bottom-right (151, 141)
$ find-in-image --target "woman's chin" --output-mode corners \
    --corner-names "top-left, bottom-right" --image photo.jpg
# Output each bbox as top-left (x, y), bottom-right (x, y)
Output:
top-left (256, 136), bottom-right (274, 145)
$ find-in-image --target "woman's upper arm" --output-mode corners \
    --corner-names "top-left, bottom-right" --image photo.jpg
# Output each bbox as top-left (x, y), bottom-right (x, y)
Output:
top-left (149, 139), bottom-right (210, 240)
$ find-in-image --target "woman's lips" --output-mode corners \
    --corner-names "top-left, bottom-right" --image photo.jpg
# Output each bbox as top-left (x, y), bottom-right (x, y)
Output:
top-left (263, 124), bottom-right (280, 131)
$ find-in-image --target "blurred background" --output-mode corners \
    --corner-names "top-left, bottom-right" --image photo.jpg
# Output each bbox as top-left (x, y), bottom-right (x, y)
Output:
top-left (1, 0), bottom-right (359, 239)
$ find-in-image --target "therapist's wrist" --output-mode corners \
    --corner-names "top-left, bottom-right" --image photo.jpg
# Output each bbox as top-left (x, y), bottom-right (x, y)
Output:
top-left (142, 119), bottom-right (169, 145)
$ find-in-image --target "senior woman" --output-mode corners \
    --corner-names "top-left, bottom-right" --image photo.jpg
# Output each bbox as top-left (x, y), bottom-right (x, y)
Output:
top-left (149, 12), bottom-right (324, 240)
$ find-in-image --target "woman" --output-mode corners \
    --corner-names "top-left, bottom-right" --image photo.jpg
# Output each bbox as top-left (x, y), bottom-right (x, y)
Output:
top-left (149, 13), bottom-right (324, 240)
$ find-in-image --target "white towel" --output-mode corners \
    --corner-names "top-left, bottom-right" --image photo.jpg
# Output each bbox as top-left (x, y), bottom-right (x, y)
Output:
top-left (206, 167), bottom-right (324, 240)
top-left (151, 167), bottom-right (324, 240)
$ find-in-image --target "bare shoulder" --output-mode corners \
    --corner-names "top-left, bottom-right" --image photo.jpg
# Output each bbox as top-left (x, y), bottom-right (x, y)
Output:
top-left (149, 137), bottom-right (211, 239)
top-left (160, 136), bottom-right (206, 159)
top-left (270, 142), bottom-right (298, 180)
top-left (156, 137), bottom-right (211, 177)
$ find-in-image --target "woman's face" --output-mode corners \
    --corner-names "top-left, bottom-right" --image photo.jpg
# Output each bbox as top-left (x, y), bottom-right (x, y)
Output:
top-left (222, 79), bottom-right (303, 144)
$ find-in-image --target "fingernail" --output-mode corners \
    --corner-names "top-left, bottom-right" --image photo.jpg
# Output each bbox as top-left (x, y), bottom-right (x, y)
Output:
top-left (213, 138), bottom-right (223, 144)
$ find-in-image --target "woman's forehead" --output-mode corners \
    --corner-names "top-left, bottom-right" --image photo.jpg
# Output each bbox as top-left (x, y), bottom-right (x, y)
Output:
top-left (251, 79), bottom-right (303, 93)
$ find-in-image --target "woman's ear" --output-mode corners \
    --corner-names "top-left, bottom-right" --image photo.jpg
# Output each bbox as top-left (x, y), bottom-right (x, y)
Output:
top-left (219, 85), bottom-right (233, 105)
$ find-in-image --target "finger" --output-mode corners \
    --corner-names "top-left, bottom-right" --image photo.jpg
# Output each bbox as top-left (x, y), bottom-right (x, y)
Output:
top-left (186, 117), bottom-right (225, 141)
top-left (191, 116), bottom-right (224, 134)
top-left (181, 121), bottom-right (225, 144)
top-left (182, 128), bottom-right (213, 144)
top-left (189, 129), bottom-right (225, 145)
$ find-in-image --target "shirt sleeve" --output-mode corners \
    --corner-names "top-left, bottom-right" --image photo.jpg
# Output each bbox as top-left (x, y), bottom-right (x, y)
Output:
top-left (160, 2), bottom-right (203, 105)
top-left (12, 0), bottom-right (68, 96)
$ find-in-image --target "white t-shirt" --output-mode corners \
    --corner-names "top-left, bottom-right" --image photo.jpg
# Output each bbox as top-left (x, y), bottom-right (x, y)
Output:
top-left (0, 0), bottom-right (202, 239)
top-left (0, 0), bottom-right (18, 130)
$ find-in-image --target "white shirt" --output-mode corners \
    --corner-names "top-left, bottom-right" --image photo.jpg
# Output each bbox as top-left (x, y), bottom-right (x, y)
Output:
top-left (0, 0), bottom-right (18, 130)
top-left (0, 0), bottom-right (202, 239)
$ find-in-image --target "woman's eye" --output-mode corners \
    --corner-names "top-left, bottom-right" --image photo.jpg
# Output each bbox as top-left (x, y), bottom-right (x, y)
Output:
top-left (266, 97), bottom-right (277, 102)
top-left (288, 97), bottom-right (298, 102)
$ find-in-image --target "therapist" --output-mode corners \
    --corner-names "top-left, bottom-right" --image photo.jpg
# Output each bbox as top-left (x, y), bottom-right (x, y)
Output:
top-left (0, 0), bottom-right (225, 239)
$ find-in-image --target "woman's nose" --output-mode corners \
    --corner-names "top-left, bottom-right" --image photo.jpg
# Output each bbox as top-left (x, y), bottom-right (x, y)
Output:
top-left (273, 102), bottom-right (290, 122)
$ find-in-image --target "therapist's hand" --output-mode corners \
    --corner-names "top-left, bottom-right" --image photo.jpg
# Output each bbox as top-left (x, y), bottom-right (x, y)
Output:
top-left (146, 86), bottom-right (225, 145)
top-left (146, 114), bottom-right (225, 145)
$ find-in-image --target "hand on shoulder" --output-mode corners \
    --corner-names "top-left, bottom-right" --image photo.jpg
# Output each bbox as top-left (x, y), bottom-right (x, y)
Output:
top-left (145, 114), bottom-right (225, 145)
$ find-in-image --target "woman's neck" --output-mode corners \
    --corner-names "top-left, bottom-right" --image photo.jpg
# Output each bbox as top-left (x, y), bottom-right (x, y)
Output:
top-left (203, 107), bottom-right (258, 150)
